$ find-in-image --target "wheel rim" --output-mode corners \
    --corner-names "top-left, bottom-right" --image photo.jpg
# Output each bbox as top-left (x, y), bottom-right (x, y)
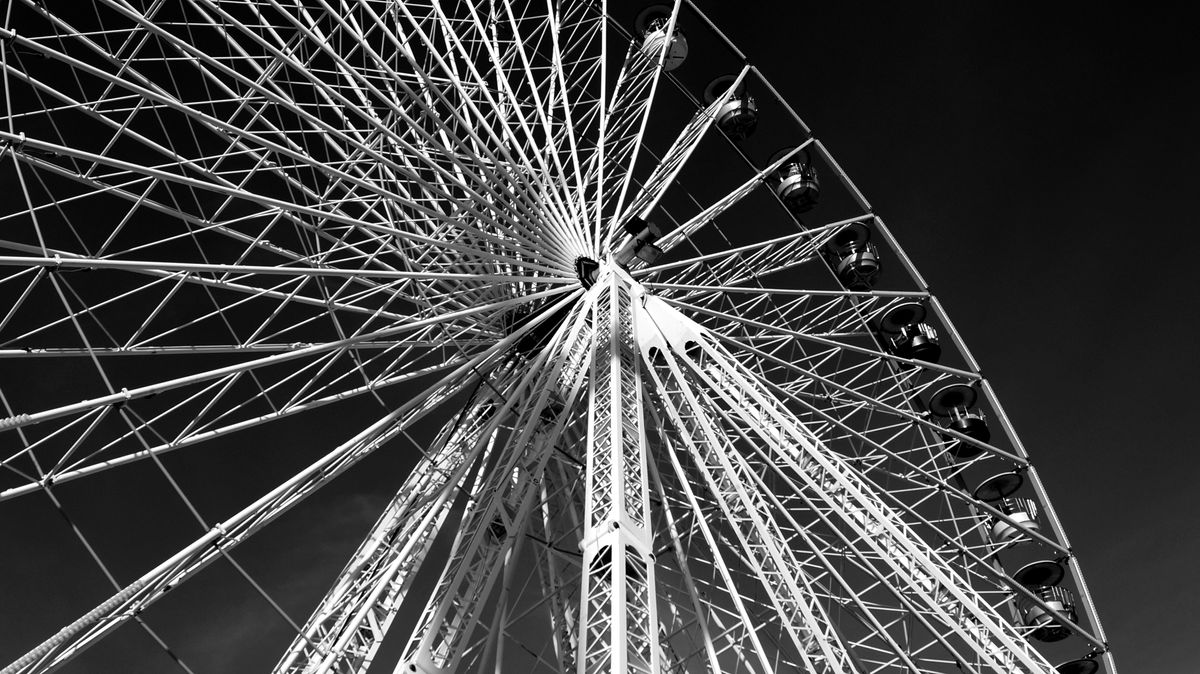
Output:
top-left (0, 2), bottom-right (1114, 673)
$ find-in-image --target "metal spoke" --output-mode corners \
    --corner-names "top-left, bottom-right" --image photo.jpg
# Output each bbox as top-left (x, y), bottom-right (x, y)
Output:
top-left (1, 2), bottom-right (1116, 673)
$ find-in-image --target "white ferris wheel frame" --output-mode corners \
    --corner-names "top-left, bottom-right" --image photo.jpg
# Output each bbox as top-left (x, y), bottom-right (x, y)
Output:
top-left (0, 1), bottom-right (1115, 673)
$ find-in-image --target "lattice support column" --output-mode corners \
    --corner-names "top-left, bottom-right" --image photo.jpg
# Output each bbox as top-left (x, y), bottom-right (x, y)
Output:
top-left (532, 443), bottom-right (590, 673)
top-left (577, 269), bottom-right (660, 674)
top-left (532, 473), bottom-right (580, 672)
top-left (400, 299), bottom-right (594, 674)
top-left (271, 359), bottom-right (540, 673)
top-left (272, 392), bottom-right (498, 674)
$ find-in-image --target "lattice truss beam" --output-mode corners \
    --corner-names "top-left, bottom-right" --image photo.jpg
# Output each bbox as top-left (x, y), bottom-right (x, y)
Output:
top-left (0, 1), bottom-right (1113, 673)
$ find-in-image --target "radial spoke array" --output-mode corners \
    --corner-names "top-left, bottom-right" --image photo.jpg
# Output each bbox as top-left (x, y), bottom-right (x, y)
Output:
top-left (1, 2), bottom-right (1114, 674)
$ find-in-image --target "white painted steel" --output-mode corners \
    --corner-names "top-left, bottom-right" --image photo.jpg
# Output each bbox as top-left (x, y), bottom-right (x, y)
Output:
top-left (0, 1), bottom-right (1114, 673)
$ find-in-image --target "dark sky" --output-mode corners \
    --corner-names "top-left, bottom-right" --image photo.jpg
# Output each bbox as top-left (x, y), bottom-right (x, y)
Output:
top-left (697, 4), bottom-right (1199, 671)
top-left (2, 3), bottom-right (1197, 673)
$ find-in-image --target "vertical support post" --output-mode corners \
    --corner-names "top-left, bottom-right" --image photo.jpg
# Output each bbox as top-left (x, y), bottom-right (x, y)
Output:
top-left (577, 270), bottom-right (659, 674)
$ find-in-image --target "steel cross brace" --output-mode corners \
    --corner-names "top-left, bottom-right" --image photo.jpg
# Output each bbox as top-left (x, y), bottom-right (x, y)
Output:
top-left (576, 269), bottom-right (661, 674)
top-left (636, 298), bottom-right (859, 674)
top-left (613, 65), bottom-right (751, 234)
top-left (658, 298), bottom-right (1055, 673)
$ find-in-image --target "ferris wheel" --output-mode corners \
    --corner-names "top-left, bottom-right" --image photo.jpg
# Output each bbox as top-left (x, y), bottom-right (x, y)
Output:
top-left (0, 1), bottom-right (1116, 673)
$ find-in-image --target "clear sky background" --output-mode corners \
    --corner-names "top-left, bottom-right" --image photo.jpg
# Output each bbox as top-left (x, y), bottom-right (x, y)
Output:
top-left (1, 3), bottom-right (1196, 673)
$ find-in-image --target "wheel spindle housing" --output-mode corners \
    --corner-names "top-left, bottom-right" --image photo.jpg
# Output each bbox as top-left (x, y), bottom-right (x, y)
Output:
top-left (704, 75), bottom-right (758, 141)
top-left (823, 221), bottom-right (881, 289)
top-left (575, 256), bottom-right (601, 288)
top-left (877, 301), bottom-right (941, 363)
top-left (768, 147), bottom-right (821, 214)
top-left (636, 5), bottom-right (687, 71)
